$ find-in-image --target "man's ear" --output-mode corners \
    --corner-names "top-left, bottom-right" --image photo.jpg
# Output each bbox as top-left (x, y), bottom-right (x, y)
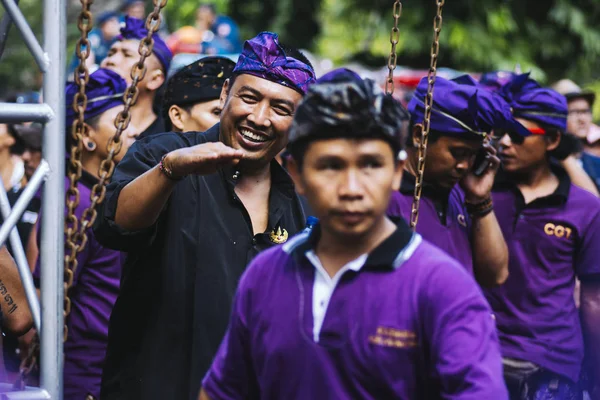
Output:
top-left (546, 131), bottom-right (562, 152)
top-left (146, 69), bottom-right (165, 92)
top-left (286, 157), bottom-right (306, 196)
top-left (412, 124), bottom-right (423, 147)
top-left (82, 122), bottom-right (97, 152)
top-left (392, 153), bottom-right (405, 191)
top-left (219, 79), bottom-right (231, 110)
top-left (168, 105), bottom-right (187, 131)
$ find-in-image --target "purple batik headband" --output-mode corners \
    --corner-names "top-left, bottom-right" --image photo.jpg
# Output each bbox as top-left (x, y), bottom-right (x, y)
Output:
top-left (408, 75), bottom-right (531, 139)
top-left (232, 32), bottom-right (316, 95)
top-left (65, 68), bottom-right (127, 127)
top-left (499, 73), bottom-right (568, 132)
top-left (118, 16), bottom-right (173, 72)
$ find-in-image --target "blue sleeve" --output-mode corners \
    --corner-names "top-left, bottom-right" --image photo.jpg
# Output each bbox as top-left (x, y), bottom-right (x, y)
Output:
top-left (421, 259), bottom-right (508, 399)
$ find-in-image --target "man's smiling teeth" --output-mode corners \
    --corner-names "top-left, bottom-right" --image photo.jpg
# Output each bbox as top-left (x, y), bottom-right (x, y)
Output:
top-left (240, 129), bottom-right (269, 142)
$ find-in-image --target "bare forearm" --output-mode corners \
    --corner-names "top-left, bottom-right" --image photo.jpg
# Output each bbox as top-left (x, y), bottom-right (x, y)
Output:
top-left (0, 247), bottom-right (32, 335)
top-left (561, 156), bottom-right (599, 197)
top-left (581, 282), bottom-right (600, 394)
top-left (25, 224), bottom-right (38, 273)
top-left (198, 389), bottom-right (212, 400)
top-left (471, 211), bottom-right (509, 287)
top-left (114, 166), bottom-right (178, 230)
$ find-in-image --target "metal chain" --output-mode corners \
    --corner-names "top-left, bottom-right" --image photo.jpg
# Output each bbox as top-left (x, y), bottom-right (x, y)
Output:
top-left (16, 0), bottom-right (95, 386)
top-left (63, 0), bottom-right (169, 343)
top-left (385, 0), bottom-right (402, 95)
top-left (63, 0), bottom-right (94, 340)
top-left (410, 0), bottom-right (445, 229)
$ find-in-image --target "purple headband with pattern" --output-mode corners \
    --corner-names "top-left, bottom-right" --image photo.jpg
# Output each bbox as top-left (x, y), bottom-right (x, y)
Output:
top-left (232, 32), bottom-right (316, 95)
top-left (499, 73), bottom-right (568, 132)
top-left (118, 16), bottom-right (173, 72)
top-left (65, 68), bottom-right (127, 127)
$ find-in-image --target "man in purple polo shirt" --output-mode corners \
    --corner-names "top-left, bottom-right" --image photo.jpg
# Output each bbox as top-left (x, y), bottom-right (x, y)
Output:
top-left (486, 73), bottom-right (600, 399)
top-left (199, 70), bottom-right (508, 400)
top-left (31, 68), bottom-right (139, 399)
top-left (387, 76), bottom-right (530, 287)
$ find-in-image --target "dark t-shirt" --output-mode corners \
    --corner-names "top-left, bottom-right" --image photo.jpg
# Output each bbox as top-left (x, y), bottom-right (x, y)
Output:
top-left (94, 124), bottom-right (305, 400)
top-left (137, 115), bottom-right (165, 141)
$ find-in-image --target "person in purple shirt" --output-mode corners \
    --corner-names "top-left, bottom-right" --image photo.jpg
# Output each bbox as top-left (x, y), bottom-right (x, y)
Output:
top-left (387, 75), bottom-right (531, 287)
top-left (31, 68), bottom-right (139, 399)
top-left (486, 73), bottom-right (600, 399)
top-left (100, 17), bottom-right (173, 139)
top-left (199, 69), bottom-right (508, 400)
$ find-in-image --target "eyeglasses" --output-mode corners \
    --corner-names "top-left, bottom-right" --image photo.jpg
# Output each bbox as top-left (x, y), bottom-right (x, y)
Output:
top-left (493, 127), bottom-right (546, 145)
top-left (568, 109), bottom-right (592, 116)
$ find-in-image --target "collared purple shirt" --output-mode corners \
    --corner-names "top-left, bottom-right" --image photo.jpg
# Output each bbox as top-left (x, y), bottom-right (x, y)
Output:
top-left (34, 170), bottom-right (123, 399)
top-left (202, 219), bottom-right (507, 399)
top-left (387, 173), bottom-right (474, 274)
top-left (485, 167), bottom-right (600, 382)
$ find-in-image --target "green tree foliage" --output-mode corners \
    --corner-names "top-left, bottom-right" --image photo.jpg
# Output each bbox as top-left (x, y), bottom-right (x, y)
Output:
top-left (2, 0), bottom-right (600, 108)
top-left (323, 0), bottom-right (600, 84)
top-left (0, 0), bottom-right (43, 96)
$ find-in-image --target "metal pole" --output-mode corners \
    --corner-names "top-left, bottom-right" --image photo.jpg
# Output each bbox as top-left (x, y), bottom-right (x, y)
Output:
top-left (0, 161), bottom-right (49, 252)
top-left (0, 161), bottom-right (50, 333)
top-left (1, 389), bottom-right (51, 400)
top-left (0, 103), bottom-right (54, 124)
top-left (0, 0), bottom-right (19, 61)
top-left (40, 0), bottom-right (65, 397)
top-left (0, 0), bottom-right (48, 72)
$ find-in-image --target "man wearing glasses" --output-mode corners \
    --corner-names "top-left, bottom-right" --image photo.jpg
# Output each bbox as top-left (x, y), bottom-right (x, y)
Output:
top-left (489, 73), bottom-right (600, 399)
top-left (553, 79), bottom-right (600, 190)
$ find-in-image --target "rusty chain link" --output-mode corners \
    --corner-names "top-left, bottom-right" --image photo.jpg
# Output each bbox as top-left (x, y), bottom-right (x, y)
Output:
top-left (64, 0), bottom-right (95, 342)
top-left (385, 0), bottom-right (402, 95)
top-left (63, 0), bottom-right (169, 343)
top-left (410, 0), bottom-right (445, 230)
top-left (15, 0), bottom-right (95, 386)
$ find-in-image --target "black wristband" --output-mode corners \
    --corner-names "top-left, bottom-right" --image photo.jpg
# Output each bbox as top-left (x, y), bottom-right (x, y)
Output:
top-left (470, 206), bottom-right (494, 219)
top-left (465, 197), bottom-right (493, 219)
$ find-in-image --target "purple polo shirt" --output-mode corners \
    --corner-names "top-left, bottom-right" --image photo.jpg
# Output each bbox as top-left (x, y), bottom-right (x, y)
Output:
top-left (202, 218), bottom-right (507, 399)
top-left (387, 173), bottom-right (473, 273)
top-left (34, 170), bottom-right (123, 399)
top-left (485, 166), bottom-right (600, 383)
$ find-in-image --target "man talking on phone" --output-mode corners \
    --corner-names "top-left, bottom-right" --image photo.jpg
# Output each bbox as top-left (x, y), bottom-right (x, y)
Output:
top-left (387, 75), bottom-right (531, 287)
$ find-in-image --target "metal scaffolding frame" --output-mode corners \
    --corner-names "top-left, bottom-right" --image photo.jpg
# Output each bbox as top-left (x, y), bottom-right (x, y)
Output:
top-left (0, 0), bottom-right (65, 398)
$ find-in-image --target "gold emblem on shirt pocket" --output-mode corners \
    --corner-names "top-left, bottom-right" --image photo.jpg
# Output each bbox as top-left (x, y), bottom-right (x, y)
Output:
top-left (269, 226), bottom-right (288, 244)
top-left (368, 326), bottom-right (418, 349)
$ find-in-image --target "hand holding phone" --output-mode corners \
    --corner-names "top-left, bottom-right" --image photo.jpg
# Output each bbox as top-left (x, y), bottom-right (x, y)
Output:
top-left (461, 141), bottom-right (502, 202)
top-left (472, 147), bottom-right (491, 177)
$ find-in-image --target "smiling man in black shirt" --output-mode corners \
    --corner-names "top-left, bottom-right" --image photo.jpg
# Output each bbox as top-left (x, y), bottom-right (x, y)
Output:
top-left (94, 32), bottom-right (316, 400)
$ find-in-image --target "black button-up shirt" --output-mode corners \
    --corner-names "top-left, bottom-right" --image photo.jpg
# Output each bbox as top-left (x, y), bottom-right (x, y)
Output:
top-left (94, 124), bottom-right (305, 400)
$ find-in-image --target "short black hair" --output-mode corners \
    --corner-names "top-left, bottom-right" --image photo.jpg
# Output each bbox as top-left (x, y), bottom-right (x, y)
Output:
top-left (163, 103), bottom-right (195, 132)
top-left (279, 43), bottom-right (314, 70)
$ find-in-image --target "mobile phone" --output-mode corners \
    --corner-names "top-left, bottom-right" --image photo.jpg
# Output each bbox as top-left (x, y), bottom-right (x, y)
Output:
top-left (472, 147), bottom-right (490, 176)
